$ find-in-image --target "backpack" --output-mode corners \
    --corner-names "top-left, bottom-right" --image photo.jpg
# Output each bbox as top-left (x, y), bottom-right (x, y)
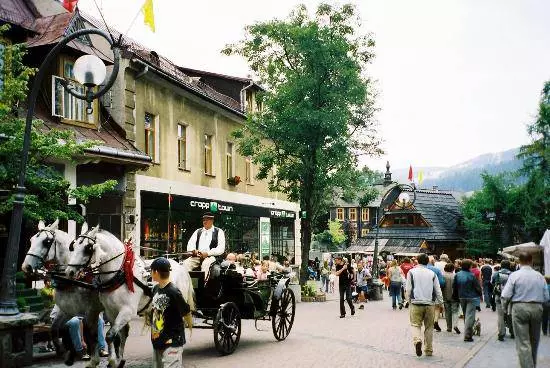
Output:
top-left (493, 270), bottom-right (510, 296)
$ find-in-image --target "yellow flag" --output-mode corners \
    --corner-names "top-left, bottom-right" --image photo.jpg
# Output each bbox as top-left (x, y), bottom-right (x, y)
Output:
top-left (418, 171), bottom-right (424, 185)
top-left (142, 0), bottom-right (155, 32)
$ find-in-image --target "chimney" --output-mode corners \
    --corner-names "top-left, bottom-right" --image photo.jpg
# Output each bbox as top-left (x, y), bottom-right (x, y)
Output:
top-left (432, 185), bottom-right (438, 191)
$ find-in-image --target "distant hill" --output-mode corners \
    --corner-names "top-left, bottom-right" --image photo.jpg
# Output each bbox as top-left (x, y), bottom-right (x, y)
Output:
top-left (391, 148), bottom-right (523, 192)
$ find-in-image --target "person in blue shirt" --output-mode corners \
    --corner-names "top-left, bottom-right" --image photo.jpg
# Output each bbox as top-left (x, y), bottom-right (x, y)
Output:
top-left (453, 259), bottom-right (482, 342)
top-left (428, 256), bottom-right (446, 332)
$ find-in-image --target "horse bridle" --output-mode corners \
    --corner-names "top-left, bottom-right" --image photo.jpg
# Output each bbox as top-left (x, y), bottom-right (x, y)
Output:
top-left (68, 232), bottom-right (97, 269)
top-left (25, 229), bottom-right (57, 269)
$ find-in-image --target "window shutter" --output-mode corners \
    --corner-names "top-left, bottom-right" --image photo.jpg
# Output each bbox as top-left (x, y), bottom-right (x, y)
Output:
top-left (51, 76), bottom-right (64, 117)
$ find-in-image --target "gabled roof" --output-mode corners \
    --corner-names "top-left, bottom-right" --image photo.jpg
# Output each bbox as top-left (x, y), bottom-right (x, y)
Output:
top-left (362, 189), bottom-right (464, 242)
top-left (0, 0), bottom-right (36, 30)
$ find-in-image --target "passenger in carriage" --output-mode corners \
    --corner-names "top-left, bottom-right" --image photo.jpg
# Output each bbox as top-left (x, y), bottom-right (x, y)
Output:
top-left (256, 260), bottom-right (270, 281)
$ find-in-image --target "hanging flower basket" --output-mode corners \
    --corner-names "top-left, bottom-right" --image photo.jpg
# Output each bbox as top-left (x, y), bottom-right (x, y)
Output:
top-left (227, 176), bottom-right (241, 186)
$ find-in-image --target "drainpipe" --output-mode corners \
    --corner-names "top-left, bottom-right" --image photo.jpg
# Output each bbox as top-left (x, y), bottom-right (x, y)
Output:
top-left (134, 59), bottom-right (149, 79)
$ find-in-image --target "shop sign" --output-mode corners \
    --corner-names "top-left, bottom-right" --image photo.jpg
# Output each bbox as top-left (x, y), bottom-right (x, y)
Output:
top-left (260, 217), bottom-right (271, 258)
top-left (270, 209), bottom-right (296, 219)
top-left (190, 200), bottom-right (234, 213)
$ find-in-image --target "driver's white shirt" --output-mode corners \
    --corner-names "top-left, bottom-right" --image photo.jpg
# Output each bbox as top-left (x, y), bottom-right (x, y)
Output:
top-left (186, 227), bottom-right (225, 256)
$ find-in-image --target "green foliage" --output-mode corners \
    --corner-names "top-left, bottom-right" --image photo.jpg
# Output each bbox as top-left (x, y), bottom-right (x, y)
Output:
top-left (16, 296), bottom-right (27, 309)
top-left (314, 220), bottom-right (346, 251)
top-left (463, 80), bottom-right (550, 255)
top-left (0, 27), bottom-right (117, 222)
top-left (224, 3), bottom-right (382, 283)
top-left (301, 282), bottom-right (317, 297)
top-left (70, 180), bottom-right (118, 204)
top-left (341, 166), bottom-right (382, 203)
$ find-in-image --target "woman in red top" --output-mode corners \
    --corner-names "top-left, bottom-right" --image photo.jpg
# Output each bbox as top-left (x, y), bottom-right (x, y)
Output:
top-left (400, 258), bottom-right (414, 277)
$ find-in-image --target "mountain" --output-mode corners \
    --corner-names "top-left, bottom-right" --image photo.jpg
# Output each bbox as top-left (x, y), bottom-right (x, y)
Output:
top-left (391, 147), bottom-right (523, 192)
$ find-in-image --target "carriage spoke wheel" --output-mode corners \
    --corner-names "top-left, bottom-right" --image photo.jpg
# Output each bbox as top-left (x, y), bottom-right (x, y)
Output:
top-left (272, 288), bottom-right (295, 341)
top-left (213, 302), bottom-right (241, 355)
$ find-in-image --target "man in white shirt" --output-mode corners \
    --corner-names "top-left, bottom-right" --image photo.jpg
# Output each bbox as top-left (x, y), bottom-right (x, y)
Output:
top-left (183, 212), bottom-right (226, 277)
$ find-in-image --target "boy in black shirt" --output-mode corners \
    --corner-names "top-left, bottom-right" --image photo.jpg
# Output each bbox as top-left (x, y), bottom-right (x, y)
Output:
top-left (150, 258), bottom-right (191, 368)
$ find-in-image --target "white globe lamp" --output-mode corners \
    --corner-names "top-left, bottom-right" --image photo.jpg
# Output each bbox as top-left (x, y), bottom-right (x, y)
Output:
top-left (73, 54), bottom-right (107, 87)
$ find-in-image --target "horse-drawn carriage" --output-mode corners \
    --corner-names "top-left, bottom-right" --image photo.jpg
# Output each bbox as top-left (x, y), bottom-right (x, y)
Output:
top-left (189, 261), bottom-right (296, 355)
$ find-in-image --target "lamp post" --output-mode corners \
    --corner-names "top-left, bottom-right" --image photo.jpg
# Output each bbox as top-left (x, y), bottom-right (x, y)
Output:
top-left (372, 184), bottom-right (416, 279)
top-left (0, 29), bottom-right (120, 316)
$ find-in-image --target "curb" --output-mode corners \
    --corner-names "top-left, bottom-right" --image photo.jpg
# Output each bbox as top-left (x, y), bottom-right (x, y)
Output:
top-left (453, 330), bottom-right (497, 368)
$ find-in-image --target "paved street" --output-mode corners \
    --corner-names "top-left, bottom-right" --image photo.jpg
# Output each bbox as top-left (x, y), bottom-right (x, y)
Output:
top-left (28, 285), bottom-right (550, 368)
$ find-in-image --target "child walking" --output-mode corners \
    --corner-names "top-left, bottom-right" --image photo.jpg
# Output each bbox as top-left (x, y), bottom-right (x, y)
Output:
top-left (150, 258), bottom-right (191, 368)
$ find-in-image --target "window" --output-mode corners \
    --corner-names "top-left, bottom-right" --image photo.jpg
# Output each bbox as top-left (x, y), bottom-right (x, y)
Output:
top-left (361, 228), bottom-right (369, 237)
top-left (177, 124), bottom-right (187, 169)
top-left (336, 208), bottom-right (344, 221)
top-left (226, 142), bottom-right (233, 178)
top-left (361, 208), bottom-right (369, 222)
top-left (394, 215), bottom-right (415, 226)
top-left (246, 91), bottom-right (254, 112)
top-left (245, 157), bottom-right (253, 183)
top-left (51, 60), bottom-right (92, 123)
top-left (204, 134), bottom-right (213, 175)
top-left (349, 208), bottom-right (357, 221)
top-left (145, 113), bottom-right (156, 160)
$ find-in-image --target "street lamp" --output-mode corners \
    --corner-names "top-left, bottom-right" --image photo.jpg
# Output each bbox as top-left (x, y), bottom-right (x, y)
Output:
top-left (372, 183), bottom-right (416, 278)
top-left (0, 29), bottom-right (120, 316)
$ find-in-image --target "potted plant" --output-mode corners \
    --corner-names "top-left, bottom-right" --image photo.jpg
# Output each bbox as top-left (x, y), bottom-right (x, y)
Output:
top-left (227, 175), bottom-right (242, 186)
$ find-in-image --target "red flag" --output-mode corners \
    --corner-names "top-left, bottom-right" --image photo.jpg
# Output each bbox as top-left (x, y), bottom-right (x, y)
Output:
top-left (62, 0), bottom-right (78, 12)
top-left (408, 165), bottom-right (413, 182)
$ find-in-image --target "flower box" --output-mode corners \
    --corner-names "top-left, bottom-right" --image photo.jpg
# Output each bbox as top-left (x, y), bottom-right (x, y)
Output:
top-left (227, 176), bottom-right (241, 186)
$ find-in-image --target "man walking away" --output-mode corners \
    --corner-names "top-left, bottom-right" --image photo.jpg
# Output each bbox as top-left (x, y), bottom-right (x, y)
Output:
top-left (481, 260), bottom-right (494, 310)
top-left (405, 253), bottom-right (443, 357)
top-left (501, 253), bottom-right (549, 368)
top-left (453, 259), bottom-right (482, 342)
top-left (335, 256), bottom-right (355, 318)
top-left (442, 263), bottom-right (460, 334)
top-left (492, 260), bottom-right (513, 341)
top-left (150, 258), bottom-right (191, 368)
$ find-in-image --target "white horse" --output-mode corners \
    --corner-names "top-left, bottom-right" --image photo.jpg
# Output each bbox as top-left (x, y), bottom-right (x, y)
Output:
top-left (65, 224), bottom-right (195, 367)
top-left (21, 220), bottom-right (105, 367)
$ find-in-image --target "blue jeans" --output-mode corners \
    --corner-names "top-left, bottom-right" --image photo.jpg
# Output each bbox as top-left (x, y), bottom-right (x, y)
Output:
top-left (460, 298), bottom-right (477, 339)
top-left (66, 316), bottom-right (106, 352)
top-left (390, 281), bottom-right (402, 308)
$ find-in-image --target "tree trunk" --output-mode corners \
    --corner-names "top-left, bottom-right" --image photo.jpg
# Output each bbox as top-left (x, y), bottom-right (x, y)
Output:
top-left (300, 216), bottom-right (312, 285)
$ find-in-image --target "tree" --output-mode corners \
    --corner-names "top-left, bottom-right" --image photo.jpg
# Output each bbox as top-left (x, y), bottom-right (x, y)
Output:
top-left (313, 220), bottom-right (346, 252)
top-left (341, 166), bottom-right (382, 203)
top-left (0, 26), bottom-right (116, 223)
top-left (223, 4), bottom-right (382, 283)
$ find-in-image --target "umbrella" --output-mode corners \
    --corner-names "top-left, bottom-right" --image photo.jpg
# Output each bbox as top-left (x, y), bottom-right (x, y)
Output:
top-left (502, 242), bottom-right (543, 257)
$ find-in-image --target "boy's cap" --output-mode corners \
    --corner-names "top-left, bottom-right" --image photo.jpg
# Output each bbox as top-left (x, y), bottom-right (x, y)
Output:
top-left (151, 257), bottom-right (171, 272)
top-left (202, 212), bottom-right (215, 219)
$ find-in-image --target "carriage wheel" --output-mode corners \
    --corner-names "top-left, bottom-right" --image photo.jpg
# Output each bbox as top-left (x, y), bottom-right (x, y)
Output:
top-left (272, 288), bottom-right (296, 341)
top-left (213, 302), bottom-right (241, 355)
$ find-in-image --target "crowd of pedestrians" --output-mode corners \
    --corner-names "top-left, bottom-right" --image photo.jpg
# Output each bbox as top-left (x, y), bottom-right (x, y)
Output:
top-left (328, 251), bottom-right (549, 367)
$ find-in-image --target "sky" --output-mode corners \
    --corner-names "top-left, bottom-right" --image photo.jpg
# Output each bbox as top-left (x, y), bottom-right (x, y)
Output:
top-left (79, 0), bottom-right (550, 171)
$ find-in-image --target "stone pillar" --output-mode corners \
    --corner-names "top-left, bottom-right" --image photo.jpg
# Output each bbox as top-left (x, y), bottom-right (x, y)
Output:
top-left (64, 163), bottom-right (77, 238)
top-left (123, 171), bottom-right (137, 244)
top-left (0, 313), bottom-right (38, 367)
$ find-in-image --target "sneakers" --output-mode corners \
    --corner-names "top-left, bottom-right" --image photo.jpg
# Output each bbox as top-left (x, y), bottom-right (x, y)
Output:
top-left (351, 308), bottom-right (355, 316)
top-left (340, 315), bottom-right (345, 318)
top-left (476, 306), bottom-right (481, 312)
top-left (358, 305), bottom-right (364, 310)
top-left (399, 303), bottom-right (403, 310)
top-left (446, 328), bottom-right (452, 332)
top-left (81, 352), bottom-right (91, 361)
top-left (454, 327), bottom-right (461, 334)
top-left (464, 337), bottom-right (474, 342)
top-left (434, 322), bottom-right (442, 332)
top-left (99, 349), bottom-right (109, 357)
top-left (414, 341), bottom-right (422, 357)
top-left (497, 335), bottom-right (504, 341)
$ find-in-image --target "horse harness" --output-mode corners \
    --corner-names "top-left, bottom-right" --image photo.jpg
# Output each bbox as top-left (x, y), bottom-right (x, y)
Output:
top-left (67, 231), bottom-right (153, 313)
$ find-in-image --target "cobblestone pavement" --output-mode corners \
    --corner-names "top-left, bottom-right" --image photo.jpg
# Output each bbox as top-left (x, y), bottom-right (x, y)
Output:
top-left (30, 285), bottom-right (533, 368)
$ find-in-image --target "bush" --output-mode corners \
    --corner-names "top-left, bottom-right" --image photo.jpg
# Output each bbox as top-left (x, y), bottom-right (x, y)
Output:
top-left (301, 283), bottom-right (316, 297)
top-left (16, 297), bottom-right (27, 309)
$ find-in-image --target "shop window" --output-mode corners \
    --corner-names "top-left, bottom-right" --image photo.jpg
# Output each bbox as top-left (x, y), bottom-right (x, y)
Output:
top-left (177, 124), bottom-right (188, 170)
top-left (349, 208), bottom-right (357, 221)
top-left (361, 208), bottom-right (369, 222)
top-left (336, 208), bottom-right (344, 221)
top-left (245, 157), bottom-right (253, 184)
top-left (271, 219), bottom-right (295, 262)
top-left (51, 60), bottom-right (94, 124)
top-left (144, 113), bottom-right (157, 161)
top-left (226, 142), bottom-right (233, 178)
top-left (204, 134), bottom-right (213, 175)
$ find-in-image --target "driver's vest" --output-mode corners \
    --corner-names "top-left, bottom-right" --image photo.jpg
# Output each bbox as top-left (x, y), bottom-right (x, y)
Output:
top-left (195, 228), bottom-right (219, 250)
